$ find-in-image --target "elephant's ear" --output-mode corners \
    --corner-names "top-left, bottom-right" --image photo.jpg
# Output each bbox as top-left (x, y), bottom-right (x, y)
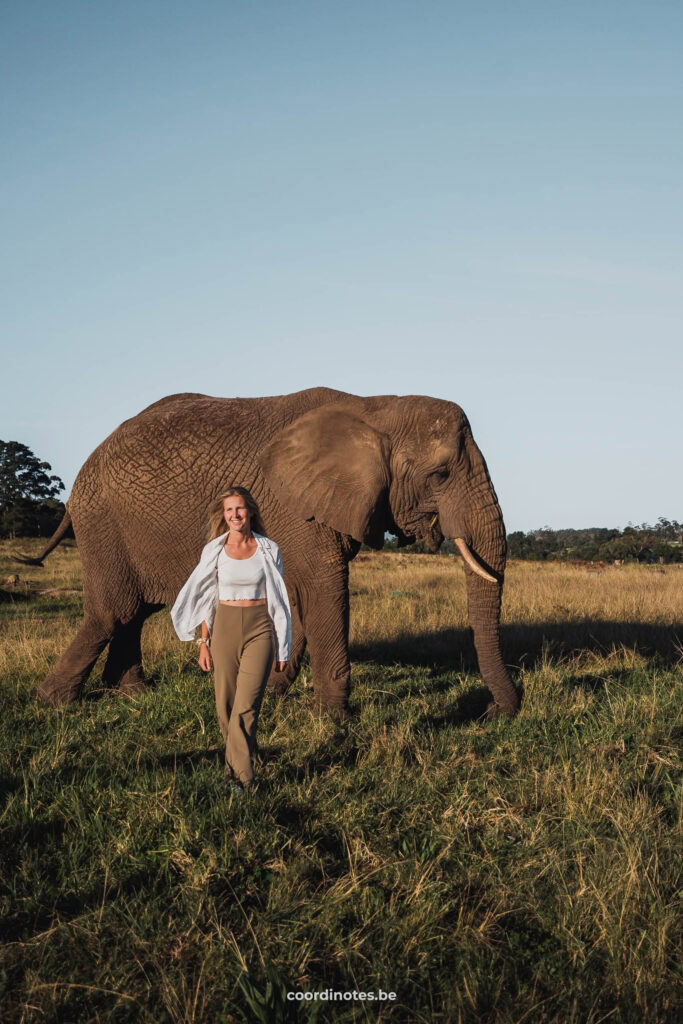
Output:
top-left (258, 404), bottom-right (391, 548)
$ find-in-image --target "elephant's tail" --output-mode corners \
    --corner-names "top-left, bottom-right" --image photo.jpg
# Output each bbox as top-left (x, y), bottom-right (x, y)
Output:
top-left (13, 507), bottom-right (74, 567)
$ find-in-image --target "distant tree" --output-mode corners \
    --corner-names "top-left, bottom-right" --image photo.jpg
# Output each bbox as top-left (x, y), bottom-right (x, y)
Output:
top-left (380, 533), bottom-right (434, 554)
top-left (507, 531), bottom-right (534, 559)
top-left (0, 441), bottom-right (66, 539)
top-left (621, 525), bottom-right (654, 563)
top-left (653, 518), bottom-right (683, 543)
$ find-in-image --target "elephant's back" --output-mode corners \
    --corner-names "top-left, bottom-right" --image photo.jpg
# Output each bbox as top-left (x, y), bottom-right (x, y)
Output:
top-left (98, 389), bottom-right (350, 484)
top-left (66, 388), bottom-right (353, 598)
top-left (129, 388), bottom-right (351, 425)
top-left (74, 388), bottom-right (354, 499)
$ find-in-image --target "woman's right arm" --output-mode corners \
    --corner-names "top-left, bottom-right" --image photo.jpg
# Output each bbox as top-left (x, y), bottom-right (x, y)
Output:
top-left (198, 620), bottom-right (212, 672)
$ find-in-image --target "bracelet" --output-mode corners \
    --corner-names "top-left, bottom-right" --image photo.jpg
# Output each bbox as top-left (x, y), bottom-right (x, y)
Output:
top-left (196, 637), bottom-right (210, 647)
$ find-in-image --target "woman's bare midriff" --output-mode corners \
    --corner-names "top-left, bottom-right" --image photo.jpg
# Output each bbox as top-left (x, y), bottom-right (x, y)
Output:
top-left (219, 599), bottom-right (267, 607)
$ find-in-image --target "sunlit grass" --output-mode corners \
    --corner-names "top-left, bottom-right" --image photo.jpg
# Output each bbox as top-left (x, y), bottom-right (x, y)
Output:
top-left (0, 540), bottom-right (681, 1022)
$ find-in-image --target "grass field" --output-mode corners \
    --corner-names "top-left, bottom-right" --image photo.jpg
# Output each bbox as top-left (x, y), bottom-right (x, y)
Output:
top-left (0, 540), bottom-right (681, 1023)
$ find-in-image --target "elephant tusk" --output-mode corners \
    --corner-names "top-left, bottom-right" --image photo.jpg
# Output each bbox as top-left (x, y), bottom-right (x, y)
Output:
top-left (429, 514), bottom-right (438, 529)
top-left (454, 537), bottom-right (498, 583)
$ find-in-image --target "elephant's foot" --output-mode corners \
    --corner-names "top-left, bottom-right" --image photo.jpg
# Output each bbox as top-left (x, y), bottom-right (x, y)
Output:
top-left (266, 667), bottom-right (296, 697)
top-left (38, 674), bottom-right (81, 706)
top-left (325, 702), bottom-right (354, 722)
top-left (267, 616), bottom-right (308, 697)
top-left (484, 700), bottom-right (518, 721)
top-left (38, 662), bottom-right (95, 705)
top-left (117, 666), bottom-right (148, 697)
top-left (101, 612), bottom-right (156, 696)
top-left (306, 690), bottom-right (353, 720)
top-left (37, 617), bottom-right (114, 706)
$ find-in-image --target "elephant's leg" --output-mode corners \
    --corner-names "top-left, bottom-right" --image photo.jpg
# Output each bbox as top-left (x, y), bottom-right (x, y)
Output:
top-left (39, 614), bottom-right (115, 705)
top-left (267, 604), bottom-right (307, 696)
top-left (298, 575), bottom-right (351, 715)
top-left (101, 604), bottom-right (162, 695)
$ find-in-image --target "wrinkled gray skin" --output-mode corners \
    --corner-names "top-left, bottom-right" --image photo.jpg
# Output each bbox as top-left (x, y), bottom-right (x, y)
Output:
top-left (22, 388), bottom-right (519, 717)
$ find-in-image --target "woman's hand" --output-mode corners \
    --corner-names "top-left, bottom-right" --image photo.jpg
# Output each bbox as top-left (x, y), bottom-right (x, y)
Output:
top-left (276, 661), bottom-right (287, 672)
top-left (198, 643), bottom-right (213, 672)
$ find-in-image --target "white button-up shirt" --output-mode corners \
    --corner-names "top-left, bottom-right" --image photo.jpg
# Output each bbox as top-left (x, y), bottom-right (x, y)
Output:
top-left (171, 532), bottom-right (292, 662)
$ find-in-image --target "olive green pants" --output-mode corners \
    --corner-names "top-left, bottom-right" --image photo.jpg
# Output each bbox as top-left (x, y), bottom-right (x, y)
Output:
top-left (211, 604), bottom-right (275, 785)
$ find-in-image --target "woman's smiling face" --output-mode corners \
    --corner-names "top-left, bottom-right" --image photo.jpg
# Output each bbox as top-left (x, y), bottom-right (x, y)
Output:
top-left (223, 496), bottom-right (251, 533)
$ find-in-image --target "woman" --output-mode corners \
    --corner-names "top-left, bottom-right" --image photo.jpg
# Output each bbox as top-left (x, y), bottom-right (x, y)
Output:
top-left (171, 487), bottom-right (291, 795)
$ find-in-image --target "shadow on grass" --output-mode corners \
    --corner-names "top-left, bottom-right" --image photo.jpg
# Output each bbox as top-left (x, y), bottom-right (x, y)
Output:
top-left (278, 730), bottom-right (364, 786)
top-left (413, 685), bottom-right (496, 734)
top-left (140, 734), bottom-right (363, 789)
top-left (0, 588), bottom-right (33, 605)
top-left (143, 747), bottom-right (225, 772)
top-left (134, 743), bottom-right (294, 778)
top-left (564, 668), bottom-right (638, 693)
top-left (0, 771), bottom-right (24, 802)
top-left (82, 667), bottom-right (167, 703)
top-left (1, 855), bottom-right (164, 943)
top-left (350, 619), bottom-right (683, 671)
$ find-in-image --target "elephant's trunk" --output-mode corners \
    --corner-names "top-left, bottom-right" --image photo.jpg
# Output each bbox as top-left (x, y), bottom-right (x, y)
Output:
top-left (465, 571), bottom-right (519, 716)
top-left (441, 436), bottom-right (520, 716)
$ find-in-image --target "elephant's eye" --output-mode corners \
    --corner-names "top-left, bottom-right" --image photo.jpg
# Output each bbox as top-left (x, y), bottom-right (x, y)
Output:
top-left (429, 467), bottom-right (449, 482)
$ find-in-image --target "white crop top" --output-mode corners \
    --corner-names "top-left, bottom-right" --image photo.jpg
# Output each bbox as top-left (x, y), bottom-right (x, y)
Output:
top-left (217, 547), bottom-right (267, 600)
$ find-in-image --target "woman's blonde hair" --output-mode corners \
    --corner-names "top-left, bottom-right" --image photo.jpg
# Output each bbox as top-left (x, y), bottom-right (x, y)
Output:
top-left (207, 486), bottom-right (266, 541)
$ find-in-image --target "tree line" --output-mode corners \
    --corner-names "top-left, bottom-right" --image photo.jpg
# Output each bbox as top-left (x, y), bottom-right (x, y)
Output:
top-left (506, 521), bottom-right (683, 564)
top-left (383, 521), bottom-right (683, 563)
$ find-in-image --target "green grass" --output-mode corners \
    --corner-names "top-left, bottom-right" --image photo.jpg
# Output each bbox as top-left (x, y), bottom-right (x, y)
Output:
top-left (0, 545), bottom-right (681, 1022)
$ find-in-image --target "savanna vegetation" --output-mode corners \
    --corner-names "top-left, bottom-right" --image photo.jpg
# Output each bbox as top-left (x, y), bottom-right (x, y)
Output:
top-left (0, 540), bottom-right (681, 1022)
top-left (0, 441), bottom-right (66, 540)
top-left (384, 519), bottom-right (683, 564)
top-left (505, 520), bottom-right (683, 564)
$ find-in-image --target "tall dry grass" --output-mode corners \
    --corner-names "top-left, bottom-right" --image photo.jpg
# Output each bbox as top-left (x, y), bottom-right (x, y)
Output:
top-left (2, 541), bottom-right (680, 679)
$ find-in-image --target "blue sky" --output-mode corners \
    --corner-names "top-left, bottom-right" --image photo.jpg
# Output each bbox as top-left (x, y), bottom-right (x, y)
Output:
top-left (2, 0), bottom-right (681, 532)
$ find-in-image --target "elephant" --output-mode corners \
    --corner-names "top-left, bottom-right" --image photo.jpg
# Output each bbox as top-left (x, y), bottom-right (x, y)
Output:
top-left (18, 387), bottom-right (520, 718)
